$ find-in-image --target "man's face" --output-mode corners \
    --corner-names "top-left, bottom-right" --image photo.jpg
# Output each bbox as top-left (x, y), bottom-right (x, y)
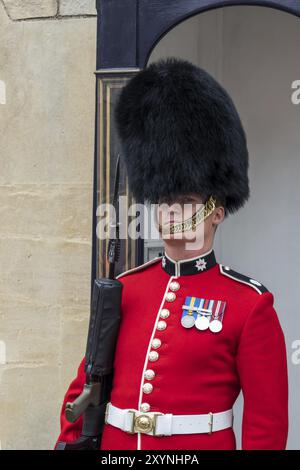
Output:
top-left (155, 193), bottom-right (206, 242)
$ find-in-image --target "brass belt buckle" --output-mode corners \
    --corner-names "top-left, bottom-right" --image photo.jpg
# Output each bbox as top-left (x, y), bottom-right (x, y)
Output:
top-left (128, 411), bottom-right (164, 436)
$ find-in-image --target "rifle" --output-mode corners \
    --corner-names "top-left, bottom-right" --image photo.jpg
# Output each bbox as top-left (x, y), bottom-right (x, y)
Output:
top-left (55, 154), bottom-right (123, 450)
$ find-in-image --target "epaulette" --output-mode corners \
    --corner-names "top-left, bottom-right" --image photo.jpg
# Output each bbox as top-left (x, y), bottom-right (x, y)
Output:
top-left (219, 264), bottom-right (269, 295)
top-left (116, 256), bottom-right (162, 279)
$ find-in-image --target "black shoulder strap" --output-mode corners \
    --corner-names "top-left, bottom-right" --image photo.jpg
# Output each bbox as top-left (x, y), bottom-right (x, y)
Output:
top-left (219, 264), bottom-right (269, 294)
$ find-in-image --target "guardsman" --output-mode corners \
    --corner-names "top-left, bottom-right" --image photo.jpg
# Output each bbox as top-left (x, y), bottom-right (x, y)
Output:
top-left (55, 57), bottom-right (288, 450)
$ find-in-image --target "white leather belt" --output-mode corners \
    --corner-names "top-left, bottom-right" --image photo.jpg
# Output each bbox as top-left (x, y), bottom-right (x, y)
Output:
top-left (104, 402), bottom-right (233, 436)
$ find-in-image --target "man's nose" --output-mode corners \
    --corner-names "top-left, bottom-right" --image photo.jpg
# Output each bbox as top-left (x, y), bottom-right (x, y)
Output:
top-left (167, 205), bottom-right (181, 215)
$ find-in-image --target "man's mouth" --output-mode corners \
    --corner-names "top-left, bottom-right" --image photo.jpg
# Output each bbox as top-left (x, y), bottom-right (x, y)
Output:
top-left (163, 218), bottom-right (176, 224)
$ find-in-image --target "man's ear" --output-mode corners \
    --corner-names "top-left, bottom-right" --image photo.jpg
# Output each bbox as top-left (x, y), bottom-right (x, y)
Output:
top-left (213, 205), bottom-right (225, 231)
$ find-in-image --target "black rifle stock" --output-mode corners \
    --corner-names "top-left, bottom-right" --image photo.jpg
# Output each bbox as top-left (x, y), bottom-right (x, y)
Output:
top-left (55, 155), bottom-right (122, 450)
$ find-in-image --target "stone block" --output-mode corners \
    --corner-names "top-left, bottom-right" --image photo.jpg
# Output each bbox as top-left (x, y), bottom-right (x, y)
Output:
top-left (3, 0), bottom-right (57, 20)
top-left (59, 0), bottom-right (96, 16)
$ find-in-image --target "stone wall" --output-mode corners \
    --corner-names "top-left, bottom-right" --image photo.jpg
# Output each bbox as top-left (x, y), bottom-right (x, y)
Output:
top-left (1, 0), bottom-right (97, 20)
top-left (0, 0), bottom-right (97, 449)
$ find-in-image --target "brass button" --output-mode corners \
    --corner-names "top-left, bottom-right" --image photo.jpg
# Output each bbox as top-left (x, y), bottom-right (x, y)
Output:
top-left (165, 292), bottom-right (176, 302)
top-left (149, 351), bottom-right (159, 362)
top-left (140, 402), bottom-right (150, 412)
top-left (144, 369), bottom-right (155, 380)
top-left (161, 308), bottom-right (170, 317)
top-left (169, 281), bottom-right (180, 292)
top-left (142, 383), bottom-right (153, 394)
top-left (160, 309), bottom-right (170, 319)
top-left (157, 320), bottom-right (167, 331)
top-left (151, 338), bottom-right (161, 349)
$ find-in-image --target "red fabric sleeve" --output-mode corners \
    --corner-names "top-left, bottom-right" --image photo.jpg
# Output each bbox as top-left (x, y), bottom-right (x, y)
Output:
top-left (236, 292), bottom-right (289, 449)
top-left (54, 357), bottom-right (86, 449)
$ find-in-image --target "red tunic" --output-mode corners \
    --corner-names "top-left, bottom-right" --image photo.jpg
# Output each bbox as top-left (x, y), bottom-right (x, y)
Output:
top-left (55, 249), bottom-right (288, 450)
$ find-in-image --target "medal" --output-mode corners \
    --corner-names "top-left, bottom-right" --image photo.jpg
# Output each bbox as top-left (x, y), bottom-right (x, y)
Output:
top-left (181, 296), bottom-right (199, 329)
top-left (208, 300), bottom-right (226, 333)
top-left (194, 298), bottom-right (213, 330)
top-left (195, 315), bottom-right (210, 330)
top-left (209, 319), bottom-right (223, 333)
top-left (181, 314), bottom-right (196, 328)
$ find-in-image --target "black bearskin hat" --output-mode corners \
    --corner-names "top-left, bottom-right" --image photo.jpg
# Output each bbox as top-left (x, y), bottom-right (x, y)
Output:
top-left (114, 56), bottom-right (249, 215)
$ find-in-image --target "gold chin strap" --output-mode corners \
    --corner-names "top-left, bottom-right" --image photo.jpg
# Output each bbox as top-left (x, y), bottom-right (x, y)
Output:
top-left (161, 195), bottom-right (217, 235)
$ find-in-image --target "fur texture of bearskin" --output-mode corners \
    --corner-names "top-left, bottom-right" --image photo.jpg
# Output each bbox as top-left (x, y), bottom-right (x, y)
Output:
top-left (114, 56), bottom-right (250, 214)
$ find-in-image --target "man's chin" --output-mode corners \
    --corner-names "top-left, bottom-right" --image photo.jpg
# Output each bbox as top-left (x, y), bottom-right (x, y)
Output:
top-left (161, 231), bottom-right (199, 242)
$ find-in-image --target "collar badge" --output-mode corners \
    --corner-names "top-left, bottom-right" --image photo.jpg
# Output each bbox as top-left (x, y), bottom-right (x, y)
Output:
top-left (195, 258), bottom-right (207, 271)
